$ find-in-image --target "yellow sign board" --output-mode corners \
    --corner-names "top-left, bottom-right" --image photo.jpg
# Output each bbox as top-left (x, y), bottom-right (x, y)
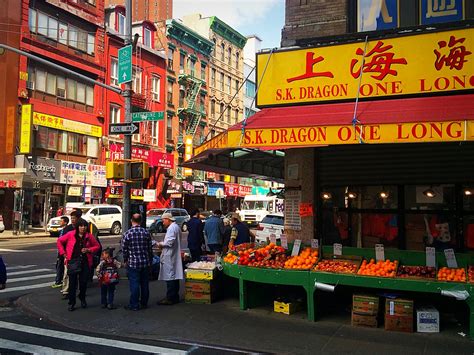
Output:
top-left (33, 111), bottom-right (102, 137)
top-left (256, 28), bottom-right (474, 107)
top-left (225, 120), bottom-right (474, 148)
top-left (6, 106), bottom-right (15, 154)
top-left (19, 104), bottom-right (32, 154)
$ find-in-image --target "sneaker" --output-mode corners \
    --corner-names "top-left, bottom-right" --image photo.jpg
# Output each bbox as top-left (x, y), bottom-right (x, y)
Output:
top-left (107, 304), bottom-right (116, 310)
top-left (51, 283), bottom-right (63, 289)
top-left (101, 304), bottom-right (107, 309)
top-left (157, 298), bottom-right (178, 306)
top-left (124, 305), bottom-right (139, 311)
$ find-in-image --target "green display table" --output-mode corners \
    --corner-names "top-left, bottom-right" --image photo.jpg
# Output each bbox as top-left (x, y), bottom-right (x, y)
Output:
top-left (222, 247), bottom-right (474, 338)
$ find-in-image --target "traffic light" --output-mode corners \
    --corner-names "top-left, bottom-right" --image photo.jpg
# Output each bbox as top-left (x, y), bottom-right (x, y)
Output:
top-left (106, 162), bottom-right (124, 179)
top-left (130, 162), bottom-right (149, 180)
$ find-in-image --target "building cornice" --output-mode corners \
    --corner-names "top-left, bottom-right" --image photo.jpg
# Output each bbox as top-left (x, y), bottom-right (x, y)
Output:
top-left (166, 19), bottom-right (214, 58)
top-left (209, 16), bottom-right (247, 49)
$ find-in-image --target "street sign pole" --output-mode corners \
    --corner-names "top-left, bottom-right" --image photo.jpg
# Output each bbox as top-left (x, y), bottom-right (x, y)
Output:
top-left (122, 0), bottom-right (133, 234)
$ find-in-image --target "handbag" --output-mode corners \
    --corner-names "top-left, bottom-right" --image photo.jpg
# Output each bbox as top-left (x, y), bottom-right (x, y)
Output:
top-left (67, 258), bottom-right (82, 274)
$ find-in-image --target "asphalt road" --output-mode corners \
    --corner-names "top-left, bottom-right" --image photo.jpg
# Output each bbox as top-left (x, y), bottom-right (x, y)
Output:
top-left (0, 232), bottom-right (254, 355)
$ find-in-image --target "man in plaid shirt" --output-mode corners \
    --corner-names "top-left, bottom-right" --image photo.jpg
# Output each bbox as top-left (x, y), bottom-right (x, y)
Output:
top-left (121, 213), bottom-right (153, 311)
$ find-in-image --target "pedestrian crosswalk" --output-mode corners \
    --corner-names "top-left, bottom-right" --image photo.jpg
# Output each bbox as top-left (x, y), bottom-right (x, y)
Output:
top-left (0, 264), bottom-right (56, 296)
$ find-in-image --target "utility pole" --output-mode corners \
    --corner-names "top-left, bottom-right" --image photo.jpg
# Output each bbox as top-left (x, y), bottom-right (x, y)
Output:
top-left (122, 0), bottom-right (133, 233)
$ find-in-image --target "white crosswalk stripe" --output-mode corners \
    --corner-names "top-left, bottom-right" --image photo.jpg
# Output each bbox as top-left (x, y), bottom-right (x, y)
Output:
top-left (0, 321), bottom-right (186, 354)
top-left (0, 264), bottom-right (56, 296)
top-left (5, 264), bottom-right (38, 270)
top-left (0, 338), bottom-right (84, 355)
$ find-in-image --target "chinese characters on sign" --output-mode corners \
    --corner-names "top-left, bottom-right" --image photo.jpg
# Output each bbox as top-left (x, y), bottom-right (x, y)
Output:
top-left (357, 0), bottom-right (398, 32)
top-left (285, 190), bottom-right (302, 231)
top-left (256, 28), bottom-right (474, 107)
top-left (60, 161), bottom-right (107, 187)
top-left (299, 203), bottom-right (314, 217)
top-left (421, 0), bottom-right (463, 25)
top-left (33, 112), bottom-right (102, 137)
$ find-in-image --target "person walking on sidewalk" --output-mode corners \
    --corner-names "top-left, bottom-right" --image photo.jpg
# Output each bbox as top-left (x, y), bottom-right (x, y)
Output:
top-left (96, 248), bottom-right (121, 310)
top-left (52, 216), bottom-right (70, 289)
top-left (59, 210), bottom-right (80, 299)
top-left (187, 209), bottom-right (204, 262)
top-left (156, 213), bottom-right (183, 305)
top-left (121, 214), bottom-right (153, 311)
top-left (57, 218), bottom-right (100, 311)
top-left (204, 209), bottom-right (225, 253)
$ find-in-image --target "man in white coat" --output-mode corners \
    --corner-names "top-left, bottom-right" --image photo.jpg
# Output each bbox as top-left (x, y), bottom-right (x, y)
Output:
top-left (156, 212), bottom-right (184, 305)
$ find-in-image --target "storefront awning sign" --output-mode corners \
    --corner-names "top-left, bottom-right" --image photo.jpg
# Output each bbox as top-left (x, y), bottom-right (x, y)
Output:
top-left (238, 185), bottom-right (252, 197)
top-left (24, 156), bottom-right (61, 183)
top-left (143, 189), bottom-right (157, 202)
top-left (33, 112), bottom-right (102, 137)
top-left (207, 182), bottom-right (225, 197)
top-left (225, 183), bottom-right (240, 197)
top-left (256, 28), bottom-right (474, 107)
top-left (60, 161), bottom-right (107, 187)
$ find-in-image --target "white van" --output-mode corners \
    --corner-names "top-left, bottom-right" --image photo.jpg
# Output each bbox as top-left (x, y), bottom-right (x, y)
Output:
top-left (47, 204), bottom-right (122, 236)
top-left (239, 195), bottom-right (284, 227)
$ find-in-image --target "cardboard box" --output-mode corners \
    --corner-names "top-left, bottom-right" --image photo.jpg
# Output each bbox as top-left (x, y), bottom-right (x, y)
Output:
top-left (351, 312), bottom-right (378, 328)
top-left (385, 298), bottom-right (414, 317)
top-left (353, 294), bottom-right (379, 316)
top-left (185, 268), bottom-right (216, 281)
top-left (274, 300), bottom-right (301, 315)
top-left (416, 307), bottom-right (440, 333)
top-left (185, 290), bottom-right (216, 304)
top-left (185, 280), bottom-right (216, 293)
top-left (385, 314), bottom-right (414, 332)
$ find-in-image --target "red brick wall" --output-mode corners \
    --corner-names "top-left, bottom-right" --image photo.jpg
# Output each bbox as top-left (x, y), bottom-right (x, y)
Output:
top-left (105, 0), bottom-right (172, 23)
top-left (282, 0), bottom-right (348, 47)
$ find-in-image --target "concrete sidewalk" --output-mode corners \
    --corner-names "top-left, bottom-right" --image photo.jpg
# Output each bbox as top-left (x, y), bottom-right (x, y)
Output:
top-left (0, 228), bottom-right (50, 239)
top-left (16, 278), bottom-right (474, 354)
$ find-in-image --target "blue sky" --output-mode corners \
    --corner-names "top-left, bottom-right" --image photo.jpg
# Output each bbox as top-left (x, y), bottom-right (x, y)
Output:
top-left (173, 0), bottom-right (285, 50)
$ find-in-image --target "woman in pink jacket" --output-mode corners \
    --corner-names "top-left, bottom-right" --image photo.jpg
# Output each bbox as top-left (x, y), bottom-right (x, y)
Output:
top-left (57, 218), bottom-right (100, 311)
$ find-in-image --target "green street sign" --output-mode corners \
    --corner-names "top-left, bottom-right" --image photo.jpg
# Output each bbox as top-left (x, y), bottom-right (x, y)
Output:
top-left (132, 111), bottom-right (164, 122)
top-left (118, 45), bottom-right (132, 84)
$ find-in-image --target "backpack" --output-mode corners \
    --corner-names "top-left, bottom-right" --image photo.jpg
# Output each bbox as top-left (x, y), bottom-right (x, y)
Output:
top-left (99, 261), bottom-right (119, 285)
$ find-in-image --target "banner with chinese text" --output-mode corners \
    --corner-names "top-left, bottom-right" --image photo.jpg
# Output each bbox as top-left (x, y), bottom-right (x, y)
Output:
top-left (60, 161), bottom-right (107, 187)
top-left (256, 28), bottom-right (474, 107)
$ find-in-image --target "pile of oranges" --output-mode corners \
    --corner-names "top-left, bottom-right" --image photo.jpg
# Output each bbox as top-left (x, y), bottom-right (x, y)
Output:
top-left (284, 248), bottom-right (318, 270)
top-left (437, 267), bottom-right (466, 282)
top-left (357, 259), bottom-right (398, 278)
top-left (223, 253), bottom-right (238, 264)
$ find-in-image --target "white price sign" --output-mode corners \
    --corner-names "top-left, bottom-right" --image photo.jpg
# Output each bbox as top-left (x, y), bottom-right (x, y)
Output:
top-left (311, 239), bottom-right (319, 249)
top-left (269, 234), bottom-right (277, 245)
top-left (280, 235), bottom-right (288, 249)
top-left (375, 244), bottom-right (385, 262)
top-left (444, 248), bottom-right (458, 268)
top-left (425, 247), bottom-right (436, 267)
top-left (291, 239), bottom-right (302, 256)
top-left (333, 243), bottom-right (342, 256)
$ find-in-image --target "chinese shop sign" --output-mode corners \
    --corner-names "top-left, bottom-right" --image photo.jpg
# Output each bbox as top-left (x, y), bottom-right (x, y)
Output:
top-left (256, 28), bottom-right (473, 107)
top-left (33, 112), bottom-right (102, 137)
top-left (60, 161), bottom-right (107, 187)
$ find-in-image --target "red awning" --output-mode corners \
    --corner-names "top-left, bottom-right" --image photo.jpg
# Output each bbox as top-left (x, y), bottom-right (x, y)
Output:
top-left (230, 94), bottom-right (474, 131)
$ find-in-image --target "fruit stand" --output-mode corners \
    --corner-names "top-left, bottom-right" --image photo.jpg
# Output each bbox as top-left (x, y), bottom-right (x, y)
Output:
top-left (222, 244), bottom-right (474, 338)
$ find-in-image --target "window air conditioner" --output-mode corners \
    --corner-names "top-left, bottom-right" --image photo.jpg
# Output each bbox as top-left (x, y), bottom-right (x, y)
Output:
top-left (26, 81), bottom-right (34, 90)
top-left (57, 88), bottom-right (66, 98)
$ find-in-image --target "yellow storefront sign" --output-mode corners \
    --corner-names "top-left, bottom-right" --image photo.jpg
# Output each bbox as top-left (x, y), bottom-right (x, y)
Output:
top-left (256, 28), bottom-right (474, 107)
top-left (33, 111), bottom-right (102, 137)
top-left (19, 104), bottom-right (32, 154)
top-left (224, 121), bottom-right (474, 149)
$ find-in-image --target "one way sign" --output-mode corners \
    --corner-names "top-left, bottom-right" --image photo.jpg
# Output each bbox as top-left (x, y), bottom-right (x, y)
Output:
top-left (109, 122), bottom-right (140, 135)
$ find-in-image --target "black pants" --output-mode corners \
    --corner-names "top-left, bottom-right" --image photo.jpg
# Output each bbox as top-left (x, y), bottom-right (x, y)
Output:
top-left (68, 263), bottom-right (89, 306)
top-left (189, 248), bottom-right (201, 262)
top-left (55, 255), bottom-right (64, 284)
top-left (166, 280), bottom-right (180, 303)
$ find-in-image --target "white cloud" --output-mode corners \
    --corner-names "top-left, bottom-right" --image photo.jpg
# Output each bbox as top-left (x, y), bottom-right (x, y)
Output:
top-left (173, 0), bottom-right (280, 29)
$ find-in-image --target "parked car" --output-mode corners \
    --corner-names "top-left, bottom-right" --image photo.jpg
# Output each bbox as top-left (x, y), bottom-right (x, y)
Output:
top-left (255, 213), bottom-right (285, 243)
top-left (0, 215), bottom-right (4, 233)
top-left (146, 209), bottom-right (166, 229)
top-left (148, 208), bottom-right (190, 235)
top-left (47, 204), bottom-right (123, 236)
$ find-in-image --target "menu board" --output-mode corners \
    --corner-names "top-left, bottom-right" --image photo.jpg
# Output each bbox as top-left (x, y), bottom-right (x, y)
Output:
top-left (284, 190), bottom-right (302, 230)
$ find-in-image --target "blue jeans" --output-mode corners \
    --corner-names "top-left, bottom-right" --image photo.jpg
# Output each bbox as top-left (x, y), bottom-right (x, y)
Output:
top-left (101, 284), bottom-right (116, 305)
top-left (127, 267), bottom-right (149, 310)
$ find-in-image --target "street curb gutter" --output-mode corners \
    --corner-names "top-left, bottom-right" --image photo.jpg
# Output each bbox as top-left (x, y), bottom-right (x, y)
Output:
top-left (15, 294), bottom-right (264, 354)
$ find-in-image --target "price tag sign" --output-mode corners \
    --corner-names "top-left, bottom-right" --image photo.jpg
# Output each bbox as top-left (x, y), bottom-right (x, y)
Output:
top-left (280, 235), bottom-right (288, 249)
top-left (375, 244), bottom-right (385, 262)
top-left (444, 248), bottom-right (458, 268)
top-left (333, 243), bottom-right (342, 256)
top-left (311, 239), bottom-right (319, 249)
top-left (425, 247), bottom-right (436, 267)
top-left (269, 234), bottom-right (277, 245)
top-left (292, 239), bottom-right (302, 256)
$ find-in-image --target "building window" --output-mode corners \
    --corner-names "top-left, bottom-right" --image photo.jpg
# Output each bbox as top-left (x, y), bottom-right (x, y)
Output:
top-left (69, 26), bottom-right (78, 48)
top-left (86, 86), bottom-right (94, 106)
top-left (29, 9), bottom-right (37, 33)
top-left (220, 72), bottom-right (224, 91)
top-left (152, 75), bottom-right (161, 101)
top-left (143, 27), bottom-right (152, 47)
top-left (226, 76), bottom-right (231, 94)
top-left (86, 136), bottom-right (99, 158)
top-left (87, 33), bottom-right (95, 55)
top-left (189, 59), bottom-right (196, 77)
top-left (235, 79), bottom-right (240, 93)
top-left (227, 47), bottom-right (232, 65)
top-left (36, 126), bottom-right (58, 151)
top-left (211, 68), bottom-right (216, 87)
top-left (220, 43), bottom-right (225, 61)
top-left (76, 82), bottom-right (86, 103)
top-left (46, 73), bottom-right (56, 95)
top-left (111, 58), bottom-right (118, 86)
top-left (58, 22), bottom-right (68, 45)
top-left (212, 38), bottom-right (216, 56)
top-left (47, 17), bottom-right (58, 40)
top-left (211, 99), bottom-right (215, 115)
top-left (37, 12), bottom-right (48, 36)
top-left (110, 104), bottom-right (121, 124)
top-left (151, 121), bottom-right (159, 144)
top-left (199, 94), bottom-right (205, 113)
top-left (167, 80), bottom-right (174, 104)
top-left (167, 115), bottom-right (173, 140)
top-left (235, 51), bottom-right (240, 67)
top-left (132, 68), bottom-right (142, 94)
top-left (226, 106), bottom-right (231, 123)
top-left (220, 103), bottom-right (225, 117)
top-left (167, 48), bottom-right (174, 70)
top-left (201, 64), bottom-right (206, 81)
top-left (77, 30), bottom-right (87, 52)
top-left (234, 109), bottom-right (239, 123)
top-left (179, 53), bottom-right (185, 72)
top-left (117, 12), bottom-right (126, 35)
top-left (179, 89), bottom-right (185, 107)
top-left (68, 132), bottom-right (87, 156)
top-left (245, 80), bottom-right (256, 98)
